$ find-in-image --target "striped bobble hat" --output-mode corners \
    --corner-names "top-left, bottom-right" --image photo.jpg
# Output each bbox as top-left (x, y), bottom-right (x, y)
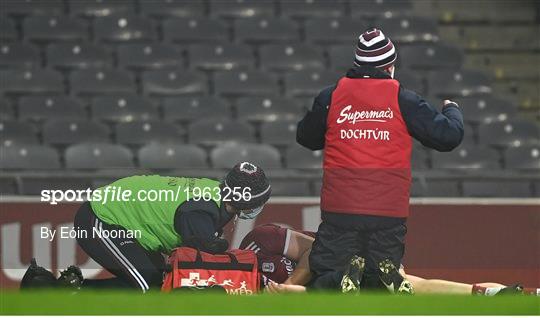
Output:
top-left (354, 28), bottom-right (397, 69)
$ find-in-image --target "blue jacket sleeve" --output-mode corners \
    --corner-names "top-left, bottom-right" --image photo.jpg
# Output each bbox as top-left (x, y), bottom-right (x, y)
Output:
top-left (296, 85), bottom-right (335, 150)
top-left (398, 87), bottom-right (464, 152)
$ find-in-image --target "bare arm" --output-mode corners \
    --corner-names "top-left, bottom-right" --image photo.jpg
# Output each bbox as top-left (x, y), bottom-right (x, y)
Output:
top-left (282, 230), bottom-right (315, 286)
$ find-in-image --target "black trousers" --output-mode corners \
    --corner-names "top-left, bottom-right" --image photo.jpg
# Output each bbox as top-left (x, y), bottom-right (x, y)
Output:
top-left (308, 211), bottom-right (407, 290)
top-left (74, 202), bottom-right (165, 292)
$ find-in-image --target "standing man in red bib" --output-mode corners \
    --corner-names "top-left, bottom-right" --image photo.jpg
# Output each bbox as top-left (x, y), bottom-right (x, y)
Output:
top-left (297, 28), bottom-right (464, 293)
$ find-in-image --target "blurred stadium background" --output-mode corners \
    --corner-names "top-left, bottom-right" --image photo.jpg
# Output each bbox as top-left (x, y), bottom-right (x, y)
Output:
top-left (0, 0), bottom-right (539, 292)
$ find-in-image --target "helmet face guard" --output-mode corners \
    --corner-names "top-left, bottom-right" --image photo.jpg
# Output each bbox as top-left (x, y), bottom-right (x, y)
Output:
top-left (237, 205), bottom-right (265, 220)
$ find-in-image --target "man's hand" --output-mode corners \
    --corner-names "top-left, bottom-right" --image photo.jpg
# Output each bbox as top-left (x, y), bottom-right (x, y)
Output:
top-left (265, 281), bottom-right (307, 294)
top-left (443, 100), bottom-right (459, 108)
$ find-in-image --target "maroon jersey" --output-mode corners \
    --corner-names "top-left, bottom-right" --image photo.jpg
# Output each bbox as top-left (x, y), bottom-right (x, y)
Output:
top-left (239, 224), bottom-right (315, 285)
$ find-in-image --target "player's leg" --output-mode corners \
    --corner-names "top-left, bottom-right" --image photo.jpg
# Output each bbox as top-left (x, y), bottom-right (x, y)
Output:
top-left (73, 202), bottom-right (164, 292)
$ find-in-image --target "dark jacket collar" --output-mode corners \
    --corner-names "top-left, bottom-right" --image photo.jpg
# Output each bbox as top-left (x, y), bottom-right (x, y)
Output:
top-left (346, 65), bottom-right (392, 80)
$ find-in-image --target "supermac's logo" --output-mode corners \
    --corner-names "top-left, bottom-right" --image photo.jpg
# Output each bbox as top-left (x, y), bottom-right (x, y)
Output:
top-left (337, 105), bottom-right (394, 124)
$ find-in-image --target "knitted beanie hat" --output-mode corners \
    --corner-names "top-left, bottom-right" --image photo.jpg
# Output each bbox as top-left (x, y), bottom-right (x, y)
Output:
top-left (354, 28), bottom-right (397, 69)
top-left (223, 162), bottom-right (271, 210)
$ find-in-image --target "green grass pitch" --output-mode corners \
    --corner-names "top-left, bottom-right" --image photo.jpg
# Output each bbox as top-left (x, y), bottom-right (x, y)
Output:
top-left (1, 290), bottom-right (539, 315)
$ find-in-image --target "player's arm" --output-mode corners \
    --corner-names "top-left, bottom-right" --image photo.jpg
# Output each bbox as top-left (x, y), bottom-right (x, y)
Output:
top-left (296, 86), bottom-right (334, 150)
top-left (282, 230), bottom-right (315, 286)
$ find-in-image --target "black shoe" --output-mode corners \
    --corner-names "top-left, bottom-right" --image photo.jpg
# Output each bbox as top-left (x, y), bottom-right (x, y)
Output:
top-left (57, 265), bottom-right (83, 290)
top-left (20, 258), bottom-right (57, 290)
top-left (378, 259), bottom-right (414, 295)
top-left (495, 284), bottom-right (524, 295)
top-left (340, 255), bottom-right (365, 293)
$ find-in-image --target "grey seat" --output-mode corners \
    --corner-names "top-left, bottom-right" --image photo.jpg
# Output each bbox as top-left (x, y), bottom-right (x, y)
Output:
top-left (395, 69), bottom-right (424, 95)
top-left (455, 96), bottom-right (517, 125)
top-left (399, 44), bottom-right (463, 70)
top-left (189, 118), bottom-right (255, 145)
top-left (280, 0), bottom-right (344, 18)
top-left (0, 69), bottom-right (64, 95)
top-left (19, 96), bottom-right (86, 122)
top-left (328, 44), bottom-right (355, 71)
top-left (0, 18), bottom-right (17, 42)
top-left (462, 181), bottom-right (532, 198)
top-left (117, 43), bottom-right (182, 70)
top-left (284, 70), bottom-right (340, 97)
top-left (139, 0), bottom-right (204, 18)
top-left (260, 119), bottom-right (298, 146)
top-left (236, 96), bottom-right (300, 122)
top-left (0, 145), bottom-right (60, 170)
top-left (65, 143), bottom-right (134, 169)
top-left (20, 176), bottom-right (93, 195)
top-left (350, 0), bottom-right (412, 18)
top-left (115, 121), bottom-right (184, 146)
top-left (374, 16), bottom-right (438, 43)
top-left (235, 18), bottom-right (299, 43)
top-left (163, 96), bottom-right (231, 123)
top-left (0, 43), bottom-right (40, 68)
top-left (142, 70), bottom-right (208, 96)
top-left (411, 147), bottom-right (429, 170)
top-left (412, 179), bottom-right (460, 197)
top-left (3, 0), bottom-right (64, 16)
top-left (47, 43), bottom-right (113, 70)
top-left (42, 119), bottom-right (111, 146)
top-left (163, 18), bottom-right (229, 43)
top-left (305, 18), bottom-right (368, 44)
top-left (24, 16), bottom-right (88, 42)
top-left (93, 15), bottom-right (157, 42)
top-left (477, 120), bottom-right (540, 148)
top-left (0, 99), bottom-right (14, 120)
top-left (69, 0), bottom-right (135, 17)
top-left (286, 146), bottom-right (323, 169)
top-left (504, 146), bottom-right (540, 171)
top-left (209, 0), bottom-right (275, 18)
top-left (259, 44), bottom-right (325, 72)
top-left (92, 95), bottom-right (158, 123)
top-left (210, 143), bottom-right (281, 169)
top-left (428, 69), bottom-right (492, 97)
top-left (268, 180), bottom-right (311, 196)
top-left (0, 120), bottom-right (39, 146)
top-left (0, 176), bottom-right (18, 194)
top-left (188, 44), bottom-right (254, 71)
top-left (70, 69), bottom-right (135, 95)
top-left (431, 145), bottom-right (501, 171)
top-left (214, 71), bottom-right (278, 96)
top-left (138, 143), bottom-right (208, 169)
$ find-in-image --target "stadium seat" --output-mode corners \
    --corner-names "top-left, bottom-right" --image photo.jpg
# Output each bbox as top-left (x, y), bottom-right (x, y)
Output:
top-left (260, 119), bottom-right (298, 146)
top-left (431, 145), bottom-right (501, 171)
top-left (214, 71), bottom-right (279, 96)
top-left (0, 176), bottom-right (18, 194)
top-left (234, 18), bottom-right (299, 43)
top-left (286, 146), bottom-right (323, 169)
top-left (395, 70), bottom-right (425, 95)
top-left (3, 0), bottom-right (64, 16)
top-left (68, 0), bottom-right (135, 17)
top-left (91, 95), bottom-right (158, 123)
top-left (163, 96), bottom-right (231, 123)
top-left (0, 18), bottom-right (17, 42)
top-left (19, 96), bottom-right (86, 122)
top-left (138, 143), bottom-right (208, 169)
top-left (163, 18), bottom-right (229, 43)
top-left (305, 18), bottom-right (368, 44)
top-left (477, 120), bottom-right (540, 148)
top-left (374, 16), bottom-right (439, 43)
top-left (0, 99), bottom-right (14, 120)
top-left (399, 44), bottom-right (463, 70)
top-left (140, 0), bottom-right (204, 18)
top-left (117, 43), bottom-right (182, 70)
top-left (0, 145), bottom-right (60, 170)
top-left (188, 44), bottom-right (254, 71)
top-left (65, 143), bottom-right (134, 169)
top-left (268, 180), bottom-right (311, 196)
top-left (188, 118), bottom-right (255, 145)
top-left (455, 96), bottom-right (517, 125)
top-left (209, 0), bottom-right (275, 18)
top-left (427, 70), bottom-right (492, 97)
top-left (504, 146), bottom-right (540, 171)
top-left (412, 179), bottom-right (460, 197)
top-left (116, 121), bottom-right (185, 146)
top-left (462, 181), bottom-right (532, 198)
top-left (70, 69), bottom-right (135, 95)
top-left (0, 120), bottom-right (39, 146)
top-left (20, 176), bottom-right (93, 195)
top-left (0, 69), bottom-right (64, 95)
top-left (42, 119), bottom-right (111, 146)
top-left (141, 70), bottom-right (208, 96)
top-left (210, 143), bottom-right (282, 169)
top-left (259, 44), bottom-right (325, 72)
top-left (0, 43), bottom-right (40, 69)
top-left (280, 0), bottom-right (344, 18)
top-left (93, 15), bottom-right (157, 43)
top-left (236, 96), bottom-right (301, 122)
top-left (23, 16), bottom-right (88, 42)
top-left (284, 70), bottom-right (340, 97)
top-left (328, 44), bottom-right (355, 71)
top-left (411, 147), bottom-right (429, 170)
top-left (46, 43), bottom-right (113, 70)
top-left (350, 0), bottom-right (412, 18)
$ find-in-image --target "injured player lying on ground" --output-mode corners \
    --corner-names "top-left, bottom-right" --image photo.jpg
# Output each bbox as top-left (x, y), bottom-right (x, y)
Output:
top-left (240, 224), bottom-right (538, 296)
